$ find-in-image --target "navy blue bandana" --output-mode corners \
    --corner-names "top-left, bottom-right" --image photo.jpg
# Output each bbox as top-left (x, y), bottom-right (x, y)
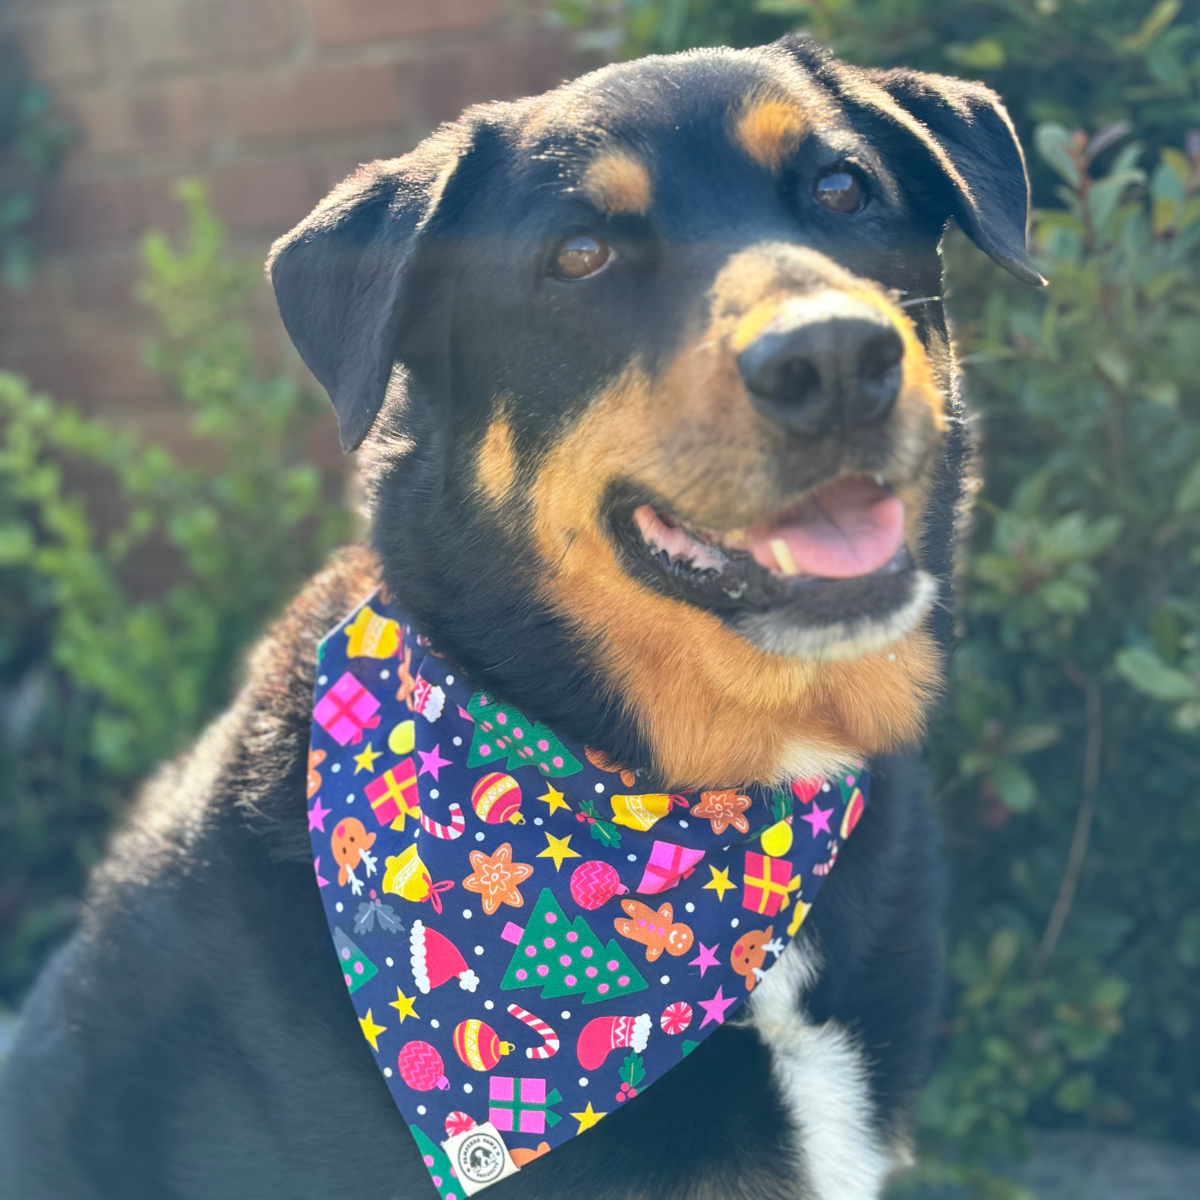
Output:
top-left (307, 590), bottom-right (869, 1196)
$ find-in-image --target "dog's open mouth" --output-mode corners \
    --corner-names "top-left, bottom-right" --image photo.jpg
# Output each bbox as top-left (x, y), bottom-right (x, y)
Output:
top-left (634, 473), bottom-right (906, 582)
top-left (609, 473), bottom-right (933, 656)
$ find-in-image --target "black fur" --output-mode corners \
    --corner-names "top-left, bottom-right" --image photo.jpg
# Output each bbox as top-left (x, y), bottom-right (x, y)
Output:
top-left (0, 37), bottom-right (1034, 1199)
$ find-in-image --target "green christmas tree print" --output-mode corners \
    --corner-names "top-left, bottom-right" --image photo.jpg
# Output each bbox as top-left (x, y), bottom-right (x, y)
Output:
top-left (466, 692), bottom-right (582, 777)
top-left (332, 927), bottom-right (377, 995)
top-left (410, 1125), bottom-right (459, 1200)
top-left (500, 888), bottom-right (647, 1004)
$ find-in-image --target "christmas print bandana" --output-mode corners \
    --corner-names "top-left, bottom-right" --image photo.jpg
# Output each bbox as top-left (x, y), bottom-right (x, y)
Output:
top-left (307, 590), bottom-right (869, 1197)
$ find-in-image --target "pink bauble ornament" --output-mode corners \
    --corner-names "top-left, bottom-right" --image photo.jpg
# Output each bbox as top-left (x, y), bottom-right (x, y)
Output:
top-left (397, 1040), bottom-right (449, 1091)
top-left (570, 860), bottom-right (628, 910)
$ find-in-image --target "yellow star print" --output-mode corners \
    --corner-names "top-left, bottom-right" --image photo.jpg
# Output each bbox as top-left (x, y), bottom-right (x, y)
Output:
top-left (359, 1009), bottom-right (386, 1052)
top-left (353, 742), bottom-right (382, 774)
top-left (539, 785), bottom-right (571, 816)
top-left (703, 865), bottom-right (735, 901)
top-left (388, 987), bottom-right (418, 1023)
top-left (537, 832), bottom-right (581, 871)
top-left (570, 1102), bottom-right (606, 1133)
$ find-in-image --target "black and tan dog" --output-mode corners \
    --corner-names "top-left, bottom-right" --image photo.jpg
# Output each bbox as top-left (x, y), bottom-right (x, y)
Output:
top-left (0, 36), bottom-right (1039, 1200)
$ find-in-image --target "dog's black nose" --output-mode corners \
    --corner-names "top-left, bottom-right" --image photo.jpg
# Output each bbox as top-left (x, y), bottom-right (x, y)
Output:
top-left (737, 295), bottom-right (904, 436)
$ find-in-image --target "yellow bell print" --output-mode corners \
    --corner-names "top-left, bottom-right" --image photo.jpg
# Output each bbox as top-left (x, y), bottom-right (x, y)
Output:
top-left (383, 843), bottom-right (433, 903)
top-left (760, 817), bottom-right (794, 858)
top-left (610, 794), bottom-right (674, 831)
top-left (344, 606), bottom-right (402, 659)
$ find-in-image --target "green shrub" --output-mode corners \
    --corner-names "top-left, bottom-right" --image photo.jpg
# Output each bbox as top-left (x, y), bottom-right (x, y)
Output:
top-left (0, 182), bottom-right (350, 1000)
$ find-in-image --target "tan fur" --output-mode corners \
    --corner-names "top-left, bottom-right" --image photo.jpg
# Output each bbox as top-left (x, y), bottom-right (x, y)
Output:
top-left (734, 95), bottom-right (809, 171)
top-left (582, 151), bottom-right (654, 215)
top-left (475, 414), bottom-right (518, 504)
top-left (526, 244), bottom-right (946, 789)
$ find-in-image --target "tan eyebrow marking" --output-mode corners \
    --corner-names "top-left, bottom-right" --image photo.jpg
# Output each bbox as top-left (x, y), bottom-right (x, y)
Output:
top-left (734, 94), bottom-right (809, 171)
top-left (582, 150), bottom-right (654, 215)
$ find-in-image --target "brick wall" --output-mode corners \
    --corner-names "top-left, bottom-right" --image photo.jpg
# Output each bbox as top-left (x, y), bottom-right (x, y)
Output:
top-left (0, 0), bottom-right (580, 454)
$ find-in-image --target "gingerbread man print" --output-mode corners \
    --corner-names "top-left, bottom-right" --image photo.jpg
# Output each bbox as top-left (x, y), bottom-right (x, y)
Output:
top-left (729, 926), bottom-right (785, 991)
top-left (613, 899), bottom-right (695, 962)
top-left (330, 818), bottom-right (378, 895)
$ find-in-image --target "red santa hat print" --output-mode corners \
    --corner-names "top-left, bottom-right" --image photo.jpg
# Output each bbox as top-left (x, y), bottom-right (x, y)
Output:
top-left (409, 920), bottom-right (480, 994)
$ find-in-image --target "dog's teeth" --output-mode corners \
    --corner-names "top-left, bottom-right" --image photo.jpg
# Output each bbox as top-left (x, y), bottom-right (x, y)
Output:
top-left (770, 537), bottom-right (800, 577)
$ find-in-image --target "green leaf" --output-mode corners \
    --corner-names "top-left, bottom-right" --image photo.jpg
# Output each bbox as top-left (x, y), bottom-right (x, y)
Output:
top-left (1035, 124), bottom-right (1082, 187)
top-left (944, 38), bottom-right (1006, 70)
top-left (1114, 646), bottom-right (1200, 702)
top-left (989, 760), bottom-right (1036, 813)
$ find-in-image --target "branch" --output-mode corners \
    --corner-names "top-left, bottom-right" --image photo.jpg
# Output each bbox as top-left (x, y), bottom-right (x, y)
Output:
top-left (1032, 660), bottom-right (1103, 979)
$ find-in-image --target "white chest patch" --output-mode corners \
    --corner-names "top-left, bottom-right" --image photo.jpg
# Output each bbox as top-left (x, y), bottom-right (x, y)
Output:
top-left (747, 942), bottom-right (895, 1200)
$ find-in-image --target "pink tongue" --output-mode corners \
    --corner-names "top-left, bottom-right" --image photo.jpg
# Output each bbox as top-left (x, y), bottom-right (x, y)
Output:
top-left (745, 476), bottom-right (905, 580)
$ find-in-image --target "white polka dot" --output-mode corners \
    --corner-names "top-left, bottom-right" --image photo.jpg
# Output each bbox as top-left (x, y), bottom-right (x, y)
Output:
top-left (430, 788), bottom-right (439, 799)
top-left (731, 918), bottom-right (740, 928)
top-left (660, 975), bottom-right (670, 985)
top-left (318, 675), bottom-right (328, 685)
top-left (626, 854), bottom-right (637, 862)
top-left (331, 763), bottom-right (341, 773)
top-left (678, 819), bottom-right (689, 828)
top-left (383, 1067), bottom-right (393, 1077)
top-left (446, 675), bottom-right (455, 685)
top-left (453, 737), bottom-right (462, 746)
top-left (560, 1011), bottom-right (571, 1020)
top-left (578, 1077), bottom-right (588, 1087)
top-left (346, 793), bottom-right (355, 802)
top-left (417, 1105), bottom-right (426, 1115)
top-left (475, 946), bottom-right (484, 956)
top-left (380, 669), bottom-right (391, 679)
top-left (386, 957), bottom-right (394, 968)
top-left (822, 782), bottom-right (831, 792)
top-left (335, 902), bottom-right (344, 913)
top-left (484, 999), bottom-right (494, 1010)
top-left (430, 1019), bottom-right (440, 1029)
top-left (594, 783), bottom-right (605, 793)
top-left (475, 832), bottom-right (485, 841)
top-left (463, 1083), bottom-right (473, 1093)
top-left (463, 909), bottom-right (473, 919)
top-left (685, 902), bottom-right (695, 913)
top-left (534, 817), bottom-right (544, 826)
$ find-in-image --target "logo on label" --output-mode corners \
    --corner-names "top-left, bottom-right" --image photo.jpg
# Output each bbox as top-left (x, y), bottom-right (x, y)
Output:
top-left (441, 1122), bottom-right (519, 1193)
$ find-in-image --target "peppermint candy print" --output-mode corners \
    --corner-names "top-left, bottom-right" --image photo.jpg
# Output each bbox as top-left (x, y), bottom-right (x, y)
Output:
top-left (308, 590), bottom-right (869, 1195)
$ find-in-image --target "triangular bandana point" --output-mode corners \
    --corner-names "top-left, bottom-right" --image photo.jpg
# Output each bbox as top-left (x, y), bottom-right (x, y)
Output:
top-left (307, 590), bottom-right (868, 1195)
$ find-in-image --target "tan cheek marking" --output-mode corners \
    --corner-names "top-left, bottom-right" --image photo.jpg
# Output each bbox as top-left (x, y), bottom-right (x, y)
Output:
top-left (528, 368), bottom-right (942, 789)
top-left (582, 151), bottom-right (653, 215)
top-left (475, 415), bottom-right (517, 504)
top-left (734, 97), bottom-right (809, 171)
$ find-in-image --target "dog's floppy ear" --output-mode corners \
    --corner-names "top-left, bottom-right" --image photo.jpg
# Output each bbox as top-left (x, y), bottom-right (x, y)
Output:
top-left (782, 36), bottom-right (1043, 286)
top-left (267, 127), bottom-right (468, 451)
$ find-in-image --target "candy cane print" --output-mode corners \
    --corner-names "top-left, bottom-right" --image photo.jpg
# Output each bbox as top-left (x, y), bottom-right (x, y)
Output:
top-left (506, 1003), bottom-right (560, 1059)
top-left (419, 802), bottom-right (465, 840)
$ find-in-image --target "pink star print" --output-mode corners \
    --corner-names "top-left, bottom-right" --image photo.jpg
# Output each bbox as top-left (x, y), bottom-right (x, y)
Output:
top-left (307, 798), bottom-right (331, 833)
top-left (417, 744), bottom-right (452, 781)
top-left (698, 985), bottom-right (737, 1027)
top-left (801, 803), bottom-right (833, 837)
top-left (314, 857), bottom-right (329, 888)
top-left (690, 942), bottom-right (719, 977)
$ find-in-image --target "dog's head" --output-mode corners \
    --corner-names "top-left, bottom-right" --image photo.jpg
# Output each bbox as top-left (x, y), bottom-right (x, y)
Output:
top-left (269, 38), bottom-right (1038, 789)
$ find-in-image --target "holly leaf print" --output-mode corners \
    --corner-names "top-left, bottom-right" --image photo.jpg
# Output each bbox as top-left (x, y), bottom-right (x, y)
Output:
top-left (619, 1052), bottom-right (645, 1089)
top-left (579, 799), bottom-right (622, 848)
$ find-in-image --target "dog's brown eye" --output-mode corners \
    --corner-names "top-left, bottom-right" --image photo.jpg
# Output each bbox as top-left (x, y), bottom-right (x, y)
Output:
top-left (551, 235), bottom-right (613, 280)
top-left (815, 171), bottom-right (863, 214)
